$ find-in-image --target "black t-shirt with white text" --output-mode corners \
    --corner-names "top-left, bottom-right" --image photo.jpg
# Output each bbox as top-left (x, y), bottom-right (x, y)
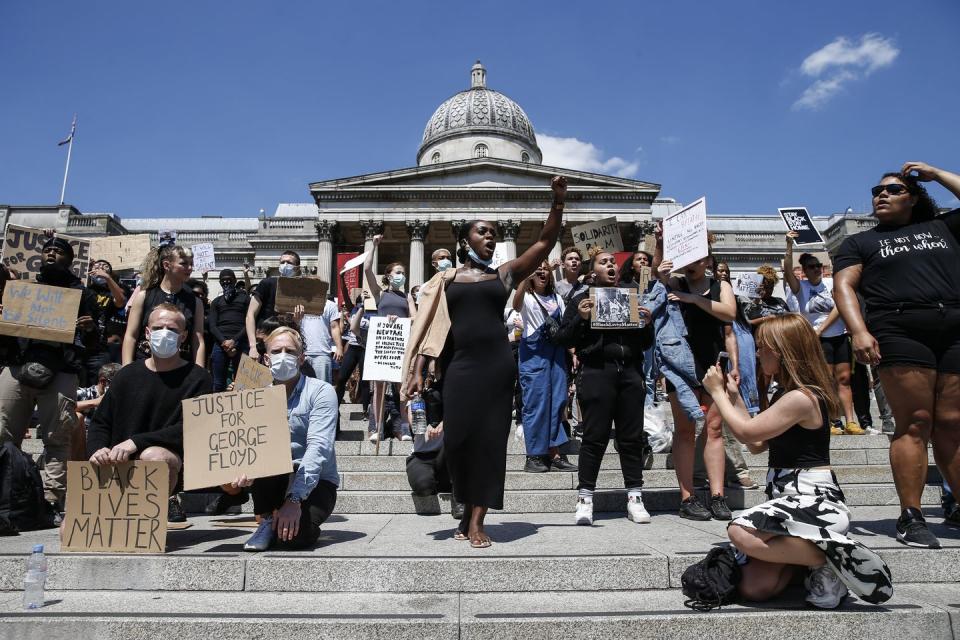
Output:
top-left (833, 209), bottom-right (960, 312)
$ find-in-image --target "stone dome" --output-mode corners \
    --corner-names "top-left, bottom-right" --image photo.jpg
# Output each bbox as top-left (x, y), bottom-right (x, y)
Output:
top-left (417, 62), bottom-right (542, 165)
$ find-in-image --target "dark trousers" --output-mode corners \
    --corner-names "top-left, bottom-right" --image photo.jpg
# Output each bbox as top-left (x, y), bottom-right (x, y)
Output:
top-left (406, 449), bottom-right (452, 496)
top-left (211, 340), bottom-right (246, 393)
top-left (576, 361), bottom-right (648, 491)
top-left (851, 361), bottom-right (873, 428)
top-left (82, 351), bottom-right (113, 388)
top-left (336, 344), bottom-right (369, 410)
top-left (251, 473), bottom-right (337, 550)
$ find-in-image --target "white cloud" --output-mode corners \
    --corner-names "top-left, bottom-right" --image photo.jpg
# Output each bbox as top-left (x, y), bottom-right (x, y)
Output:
top-left (792, 33), bottom-right (899, 110)
top-left (538, 134), bottom-right (639, 178)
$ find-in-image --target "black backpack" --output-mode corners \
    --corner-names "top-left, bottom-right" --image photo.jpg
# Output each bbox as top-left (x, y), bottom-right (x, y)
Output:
top-left (681, 546), bottom-right (742, 610)
top-left (0, 441), bottom-right (57, 535)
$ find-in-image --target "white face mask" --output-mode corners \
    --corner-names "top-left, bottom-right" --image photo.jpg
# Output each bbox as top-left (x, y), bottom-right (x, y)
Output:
top-left (148, 328), bottom-right (181, 359)
top-left (278, 262), bottom-right (296, 277)
top-left (390, 274), bottom-right (406, 290)
top-left (436, 258), bottom-right (453, 271)
top-left (270, 352), bottom-right (300, 382)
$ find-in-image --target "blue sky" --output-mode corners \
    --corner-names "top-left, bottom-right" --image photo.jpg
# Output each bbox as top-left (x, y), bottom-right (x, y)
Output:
top-left (2, 1), bottom-right (958, 219)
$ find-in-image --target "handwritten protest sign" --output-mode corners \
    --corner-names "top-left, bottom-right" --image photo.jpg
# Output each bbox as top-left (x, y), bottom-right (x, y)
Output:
top-left (733, 273), bottom-right (763, 299)
top-left (233, 354), bottom-right (273, 391)
top-left (636, 266), bottom-right (652, 292)
top-left (571, 217), bottom-right (624, 255)
top-left (62, 461), bottom-right (169, 553)
top-left (662, 197), bottom-right (709, 271)
top-left (778, 207), bottom-right (823, 245)
top-left (362, 317), bottom-right (411, 383)
top-left (0, 281), bottom-right (81, 343)
top-left (275, 277), bottom-right (329, 315)
top-left (181, 385), bottom-right (292, 491)
top-left (590, 287), bottom-right (642, 329)
top-left (89, 234), bottom-right (152, 271)
top-left (191, 243), bottom-right (216, 273)
top-left (1, 224), bottom-right (91, 280)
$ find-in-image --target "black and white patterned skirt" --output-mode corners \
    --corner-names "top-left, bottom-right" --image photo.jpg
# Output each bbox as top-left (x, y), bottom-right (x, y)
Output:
top-left (730, 468), bottom-right (893, 604)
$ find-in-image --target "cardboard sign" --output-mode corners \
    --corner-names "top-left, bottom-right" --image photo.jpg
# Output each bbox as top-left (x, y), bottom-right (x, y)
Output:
top-left (571, 217), bottom-right (624, 255)
top-left (89, 234), bottom-right (152, 271)
top-left (490, 243), bottom-right (509, 269)
top-left (62, 461), bottom-right (169, 554)
top-left (361, 273), bottom-right (379, 312)
top-left (778, 207), bottom-right (823, 245)
top-left (643, 234), bottom-right (657, 256)
top-left (1, 224), bottom-right (91, 280)
top-left (662, 197), bottom-right (709, 271)
top-left (181, 385), bottom-right (293, 491)
top-left (636, 266), bottom-right (652, 292)
top-left (590, 287), bottom-right (642, 329)
top-left (733, 273), bottom-right (763, 299)
top-left (362, 317), bottom-right (411, 383)
top-left (275, 277), bottom-right (329, 315)
top-left (339, 252), bottom-right (368, 274)
top-left (233, 354), bottom-right (273, 391)
top-left (0, 281), bottom-right (81, 343)
top-left (191, 243), bottom-right (216, 273)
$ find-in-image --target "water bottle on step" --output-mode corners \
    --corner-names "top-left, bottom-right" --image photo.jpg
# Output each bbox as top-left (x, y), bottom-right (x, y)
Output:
top-left (23, 544), bottom-right (47, 610)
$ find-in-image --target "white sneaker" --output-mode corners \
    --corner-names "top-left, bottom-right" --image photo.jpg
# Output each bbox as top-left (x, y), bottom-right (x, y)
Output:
top-left (804, 564), bottom-right (847, 609)
top-left (626, 494), bottom-right (651, 523)
top-left (574, 497), bottom-right (594, 526)
top-left (401, 434), bottom-right (412, 442)
top-left (368, 431), bottom-right (379, 442)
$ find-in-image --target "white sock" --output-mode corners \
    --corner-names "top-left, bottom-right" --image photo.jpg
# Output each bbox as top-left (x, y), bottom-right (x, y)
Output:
top-left (627, 488), bottom-right (643, 500)
top-left (578, 488), bottom-right (594, 501)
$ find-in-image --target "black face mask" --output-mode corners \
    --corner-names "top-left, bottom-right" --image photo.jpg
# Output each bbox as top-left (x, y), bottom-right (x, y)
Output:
top-left (39, 262), bottom-right (74, 286)
top-left (90, 276), bottom-right (108, 289)
top-left (221, 282), bottom-right (237, 301)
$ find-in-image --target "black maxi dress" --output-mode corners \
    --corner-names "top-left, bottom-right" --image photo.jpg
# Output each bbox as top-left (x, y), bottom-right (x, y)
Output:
top-left (441, 277), bottom-right (517, 509)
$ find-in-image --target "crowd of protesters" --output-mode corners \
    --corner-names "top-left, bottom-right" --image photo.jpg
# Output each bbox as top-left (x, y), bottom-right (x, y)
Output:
top-left (1, 165), bottom-right (958, 606)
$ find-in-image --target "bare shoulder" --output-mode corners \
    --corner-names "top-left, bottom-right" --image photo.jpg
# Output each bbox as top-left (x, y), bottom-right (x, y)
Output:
top-left (781, 389), bottom-right (823, 428)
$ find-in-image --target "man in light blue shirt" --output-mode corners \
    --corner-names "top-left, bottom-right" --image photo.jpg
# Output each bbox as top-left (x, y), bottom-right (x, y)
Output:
top-left (234, 326), bottom-right (339, 551)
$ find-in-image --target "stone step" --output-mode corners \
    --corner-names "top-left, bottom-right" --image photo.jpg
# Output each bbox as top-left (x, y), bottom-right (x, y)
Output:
top-left (3, 585), bottom-right (957, 640)
top-left (1, 510), bottom-right (956, 594)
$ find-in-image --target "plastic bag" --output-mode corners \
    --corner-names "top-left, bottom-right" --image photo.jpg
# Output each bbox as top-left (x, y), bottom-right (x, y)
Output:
top-left (644, 402), bottom-right (674, 453)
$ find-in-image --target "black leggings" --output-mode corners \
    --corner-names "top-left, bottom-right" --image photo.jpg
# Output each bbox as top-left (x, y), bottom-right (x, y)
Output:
top-left (251, 473), bottom-right (337, 550)
top-left (336, 344), bottom-right (369, 410)
top-left (576, 361), bottom-right (648, 491)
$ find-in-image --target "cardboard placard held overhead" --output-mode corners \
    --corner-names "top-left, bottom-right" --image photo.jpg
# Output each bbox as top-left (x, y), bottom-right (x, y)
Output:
top-left (643, 234), bottom-right (657, 256)
top-left (361, 273), bottom-right (380, 312)
top-left (662, 197), bottom-right (709, 271)
top-left (0, 281), bottom-right (81, 343)
top-left (733, 273), bottom-right (763, 299)
top-left (1, 224), bottom-right (91, 280)
top-left (275, 277), bottom-right (329, 315)
top-left (636, 265), bottom-right (652, 293)
top-left (571, 217), bottom-right (624, 256)
top-left (89, 234), bottom-right (152, 271)
top-left (62, 461), bottom-right (169, 554)
top-left (181, 385), bottom-right (292, 491)
top-left (191, 242), bottom-right (217, 273)
top-left (233, 354), bottom-right (273, 391)
top-left (362, 317), bottom-right (411, 383)
top-left (590, 287), bottom-right (642, 329)
top-left (778, 207), bottom-right (823, 246)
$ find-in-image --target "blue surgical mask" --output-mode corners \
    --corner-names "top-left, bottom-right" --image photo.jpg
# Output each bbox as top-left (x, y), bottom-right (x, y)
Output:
top-left (467, 247), bottom-right (493, 267)
top-left (437, 258), bottom-right (453, 271)
top-left (148, 328), bottom-right (181, 359)
top-left (390, 274), bottom-right (406, 290)
top-left (278, 262), bottom-right (296, 277)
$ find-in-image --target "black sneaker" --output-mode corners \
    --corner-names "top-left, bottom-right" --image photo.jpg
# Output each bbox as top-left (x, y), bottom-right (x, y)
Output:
top-left (896, 508), bottom-right (940, 549)
top-left (524, 456), bottom-right (550, 473)
top-left (944, 504), bottom-right (960, 527)
top-left (679, 495), bottom-right (712, 521)
top-left (168, 495), bottom-right (187, 523)
top-left (550, 455), bottom-right (578, 472)
top-left (204, 490), bottom-right (249, 515)
top-left (709, 494), bottom-right (733, 521)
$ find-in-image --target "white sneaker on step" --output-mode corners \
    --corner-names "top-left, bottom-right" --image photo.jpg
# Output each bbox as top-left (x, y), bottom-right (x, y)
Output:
top-left (574, 497), bottom-right (593, 526)
top-left (626, 494), bottom-right (651, 523)
top-left (805, 564), bottom-right (847, 609)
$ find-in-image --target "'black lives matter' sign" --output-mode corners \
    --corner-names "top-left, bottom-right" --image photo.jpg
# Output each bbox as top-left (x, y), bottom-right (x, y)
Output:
top-left (363, 317), bottom-right (411, 383)
top-left (778, 207), bottom-right (824, 246)
top-left (181, 385), bottom-right (293, 490)
top-left (62, 461), bottom-right (169, 553)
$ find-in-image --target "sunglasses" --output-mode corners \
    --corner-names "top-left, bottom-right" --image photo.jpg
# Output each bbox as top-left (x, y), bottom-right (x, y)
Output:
top-left (871, 183), bottom-right (910, 197)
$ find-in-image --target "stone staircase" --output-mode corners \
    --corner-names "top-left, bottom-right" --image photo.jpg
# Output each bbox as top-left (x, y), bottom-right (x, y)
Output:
top-left (4, 403), bottom-right (958, 639)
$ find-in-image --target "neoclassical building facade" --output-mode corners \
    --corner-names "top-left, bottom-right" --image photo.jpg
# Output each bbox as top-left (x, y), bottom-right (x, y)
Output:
top-left (1, 62), bottom-right (879, 297)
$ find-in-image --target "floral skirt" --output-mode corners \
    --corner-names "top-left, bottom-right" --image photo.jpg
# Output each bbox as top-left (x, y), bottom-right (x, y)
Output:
top-left (730, 468), bottom-right (893, 604)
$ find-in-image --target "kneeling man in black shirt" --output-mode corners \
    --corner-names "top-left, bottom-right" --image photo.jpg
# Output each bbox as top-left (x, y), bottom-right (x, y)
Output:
top-left (87, 303), bottom-right (212, 522)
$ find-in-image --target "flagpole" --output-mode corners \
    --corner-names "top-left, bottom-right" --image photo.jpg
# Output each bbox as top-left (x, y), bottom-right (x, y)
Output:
top-left (59, 134), bottom-right (73, 205)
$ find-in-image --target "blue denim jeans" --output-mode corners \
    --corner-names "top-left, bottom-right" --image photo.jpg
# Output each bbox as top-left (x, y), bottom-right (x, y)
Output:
top-left (211, 340), bottom-right (247, 392)
top-left (732, 319), bottom-right (760, 415)
top-left (306, 353), bottom-right (333, 384)
top-left (519, 331), bottom-right (569, 456)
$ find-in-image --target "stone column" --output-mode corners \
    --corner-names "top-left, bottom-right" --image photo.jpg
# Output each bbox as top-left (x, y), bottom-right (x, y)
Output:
top-left (360, 220), bottom-right (383, 268)
top-left (315, 220), bottom-right (337, 285)
top-left (499, 219), bottom-right (520, 262)
top-left (631, 220), bottom-right (656, 253)
top-left (451, 219), bottom-right (466, 266)
top-left (548, 222), bottom-right (566, 263)
top-left (406, 220), bottom-right (429, 286)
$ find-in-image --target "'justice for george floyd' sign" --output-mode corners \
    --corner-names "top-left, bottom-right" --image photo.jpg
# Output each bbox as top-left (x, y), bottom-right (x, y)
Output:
top-left (181, 386), bottom-right (292, 491)
top-left (1, 224), bottom-right (91, 280)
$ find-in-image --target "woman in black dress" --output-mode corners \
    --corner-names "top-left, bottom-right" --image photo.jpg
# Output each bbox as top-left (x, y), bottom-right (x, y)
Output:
top-left (409, 176), bottom-right (567, 547)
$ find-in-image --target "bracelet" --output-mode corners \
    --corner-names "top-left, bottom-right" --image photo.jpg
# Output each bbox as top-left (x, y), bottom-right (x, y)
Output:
top-left (553, 201), bottom-right (566, 209)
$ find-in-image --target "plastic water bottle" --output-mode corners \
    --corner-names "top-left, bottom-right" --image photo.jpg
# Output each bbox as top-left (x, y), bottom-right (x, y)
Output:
top-left (23, 544), bottom-right (47, 610)
top-left (410, 395), bottom-right (428, 436)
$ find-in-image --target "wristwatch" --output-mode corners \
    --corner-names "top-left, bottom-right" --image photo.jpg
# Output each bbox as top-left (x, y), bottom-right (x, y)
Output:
top-left (285, 493), bottom-right (302, 504)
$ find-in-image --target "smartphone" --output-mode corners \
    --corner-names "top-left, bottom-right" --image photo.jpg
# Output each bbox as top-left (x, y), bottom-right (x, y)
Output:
top-left (717, 351), bottom-right (730, 373)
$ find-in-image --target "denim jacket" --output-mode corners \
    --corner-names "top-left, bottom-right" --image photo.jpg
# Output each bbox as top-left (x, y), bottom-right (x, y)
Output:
top-left (642, 281), bottom-right (704, 421)
top-left (287, 374), bottom-right (340, 500)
